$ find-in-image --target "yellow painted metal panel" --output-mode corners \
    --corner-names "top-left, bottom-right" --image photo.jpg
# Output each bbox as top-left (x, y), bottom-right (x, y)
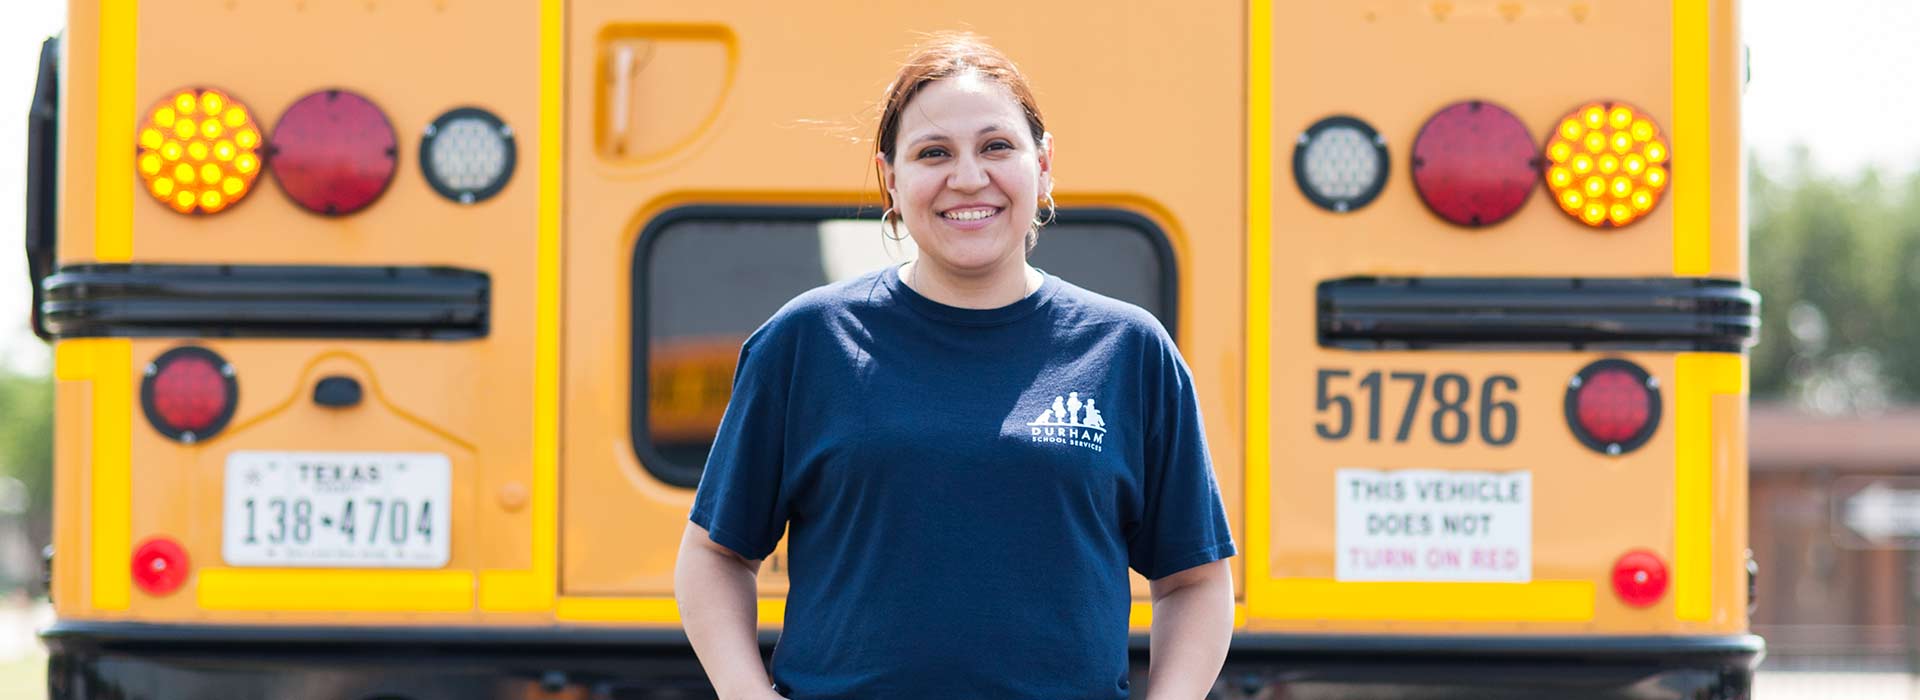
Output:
top-left (556, 596), bottom-right (786, 624)
top-left (95, 0), bottom-right (135, 262)
top-left (198, 569), bottom-right (473, 612)
top-left (1244, 0), bottom-right (1278, 621)
top-left (88, 340), bottom-right (133, 612)
top-left (1266, 579), bottom-right (1595, 622)
top-left (1674, 353), bottom-right (1744, 621)
top-left (1673, 0), bottom-right (1710, 275)
top-left (483, 0), bottom-right (565, 613)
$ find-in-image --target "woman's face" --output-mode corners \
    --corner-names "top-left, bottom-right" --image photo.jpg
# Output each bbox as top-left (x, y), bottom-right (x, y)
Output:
top-left (880, 73), bottom-right (1052, 277)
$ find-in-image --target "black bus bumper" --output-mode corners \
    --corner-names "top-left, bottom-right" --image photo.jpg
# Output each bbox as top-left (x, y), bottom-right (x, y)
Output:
top-left (43, 622), bottom-right (1762, 699)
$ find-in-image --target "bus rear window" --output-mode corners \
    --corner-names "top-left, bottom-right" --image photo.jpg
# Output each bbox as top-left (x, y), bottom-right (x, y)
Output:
top-left (631, 206), bottom-right (1176, 486)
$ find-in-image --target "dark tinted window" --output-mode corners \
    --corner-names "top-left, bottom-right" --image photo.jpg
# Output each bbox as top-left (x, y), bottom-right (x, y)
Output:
top-left (632, 207), bottom-right (1175, 486)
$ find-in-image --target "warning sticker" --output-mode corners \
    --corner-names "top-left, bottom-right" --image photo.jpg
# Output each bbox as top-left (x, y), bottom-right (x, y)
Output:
top-left (1335, 468), bottom-right (1532, 583)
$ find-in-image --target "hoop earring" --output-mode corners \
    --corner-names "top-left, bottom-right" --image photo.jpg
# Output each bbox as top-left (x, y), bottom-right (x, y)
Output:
top-left (1037, 193), bottom-right (1057, 227)
top-left (880, 208), bottom-right (907, 242)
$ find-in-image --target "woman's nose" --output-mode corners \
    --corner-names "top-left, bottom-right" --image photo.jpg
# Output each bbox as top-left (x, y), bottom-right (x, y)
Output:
top-left (948, 155), bottom-right (990, 191)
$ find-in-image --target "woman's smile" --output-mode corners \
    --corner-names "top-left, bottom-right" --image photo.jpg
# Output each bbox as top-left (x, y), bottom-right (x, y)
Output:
top-left (939, 205), bottom-right (1003, 230)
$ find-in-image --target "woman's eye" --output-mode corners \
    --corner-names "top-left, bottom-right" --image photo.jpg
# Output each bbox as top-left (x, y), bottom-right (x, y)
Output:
top-left (985, 141), bottom-right (1013, 152)
top-left (918, 147), bottom-right (949, 159)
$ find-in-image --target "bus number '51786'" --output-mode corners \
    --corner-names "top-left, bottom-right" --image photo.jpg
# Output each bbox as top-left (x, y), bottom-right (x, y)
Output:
top-left (1315, 369), bottom-right (1520, 446)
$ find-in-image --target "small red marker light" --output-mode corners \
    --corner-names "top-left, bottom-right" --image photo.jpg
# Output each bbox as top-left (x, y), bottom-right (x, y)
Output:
top-left (1612, 549), bottom-right (1668, 608)
top-left (1564, 359), bottom-right (1661, 455)
top-left (141, 346), bottom-right (238, 444)
top-left (132, 537), bottom-right (190, 597)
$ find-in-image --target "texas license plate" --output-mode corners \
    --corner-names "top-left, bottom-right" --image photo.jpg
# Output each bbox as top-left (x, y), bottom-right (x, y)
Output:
top-left (222, 451), bottom-right (451, 568)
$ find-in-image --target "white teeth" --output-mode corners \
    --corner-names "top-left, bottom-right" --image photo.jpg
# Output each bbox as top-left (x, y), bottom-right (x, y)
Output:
top-left (943, 208), bottom-right (997, 221)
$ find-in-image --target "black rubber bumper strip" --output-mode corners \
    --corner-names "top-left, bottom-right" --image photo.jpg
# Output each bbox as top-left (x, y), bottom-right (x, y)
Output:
top-left (1319, 276), bottom-right (1759, 352)
top-left (41, 264), bottom-right (489, 340)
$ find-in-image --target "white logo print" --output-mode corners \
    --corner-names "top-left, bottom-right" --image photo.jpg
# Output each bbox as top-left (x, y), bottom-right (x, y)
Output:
top-left (1026, 390), bottom-right (1107, 452)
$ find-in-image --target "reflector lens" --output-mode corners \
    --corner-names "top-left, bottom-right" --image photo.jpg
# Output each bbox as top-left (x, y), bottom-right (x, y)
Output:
top-left (1611, 549), bottom-right (1669, 608)
top-left (421, 107), bottom-right (518, 205)
top-left (269, 89), bottom-right (399, 216)
top-left (1564, 359), bottom-right (1661, 455)
top-left (1291, 115), bottom-right (1389, 213)
top-left (1410, 100), bottom-right (1539, 227)
top-left (132, 537), bottom-right (190, 597)
top-left (137, 87), bottom-right (263, 214)
top-left (141, 346), bottom-right (238, 444)
top-left (1543, 101), bottom-right (1668, 228)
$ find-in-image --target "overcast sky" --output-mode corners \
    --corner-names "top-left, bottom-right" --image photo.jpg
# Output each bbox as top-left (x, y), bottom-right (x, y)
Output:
top-left (0, 0), bottom-right (1907, 374)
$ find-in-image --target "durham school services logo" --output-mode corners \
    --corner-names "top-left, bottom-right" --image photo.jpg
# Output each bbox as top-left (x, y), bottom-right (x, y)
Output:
top-left (1027, 391), bottom-right (1107, 452)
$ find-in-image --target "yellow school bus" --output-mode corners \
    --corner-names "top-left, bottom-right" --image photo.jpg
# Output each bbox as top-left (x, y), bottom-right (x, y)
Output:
top-left (29, 1), bottom-right (1759, 697)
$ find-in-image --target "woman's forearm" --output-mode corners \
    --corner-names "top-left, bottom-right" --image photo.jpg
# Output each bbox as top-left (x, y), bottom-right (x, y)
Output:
top-left (676, 529), bottom-right (781, 700)
top-left (1143, 563), bottom-right (1235, 700)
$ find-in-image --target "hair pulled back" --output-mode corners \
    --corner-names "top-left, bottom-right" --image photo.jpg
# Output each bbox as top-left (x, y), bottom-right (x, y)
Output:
top-left (874, 33), bottom-right (1050, 250)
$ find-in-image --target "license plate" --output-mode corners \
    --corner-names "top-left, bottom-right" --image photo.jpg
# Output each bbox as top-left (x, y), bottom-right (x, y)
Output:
top-left (223, 451), bottom-right (451, 568)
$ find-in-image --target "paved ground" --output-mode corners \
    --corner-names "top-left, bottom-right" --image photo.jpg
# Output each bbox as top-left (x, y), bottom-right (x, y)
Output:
top-left (1756, 671), bottom-right (1917, 699)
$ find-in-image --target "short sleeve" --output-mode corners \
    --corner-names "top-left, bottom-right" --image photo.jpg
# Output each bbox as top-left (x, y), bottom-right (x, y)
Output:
top-left (1128, 330), bottom-right (1237, 580)
top-left (687, 326), bottom-right (794, 561)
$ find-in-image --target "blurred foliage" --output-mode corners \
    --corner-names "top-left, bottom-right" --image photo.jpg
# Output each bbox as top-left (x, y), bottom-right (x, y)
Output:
top-left (0, 371), bottom-right (52, 518)
top-left (1750, 146), bottom-right (1920, 412)
top-left (0, 367), bottom-right (50, 595)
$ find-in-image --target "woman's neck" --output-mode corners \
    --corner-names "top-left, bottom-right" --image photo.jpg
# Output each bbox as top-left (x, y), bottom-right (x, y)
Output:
top-left (900, 258), bottom-right (1042, 309)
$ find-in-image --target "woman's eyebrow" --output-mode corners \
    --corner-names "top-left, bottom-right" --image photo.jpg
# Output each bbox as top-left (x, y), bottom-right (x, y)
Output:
top-left (908, 125), bottom-right (1011, 148)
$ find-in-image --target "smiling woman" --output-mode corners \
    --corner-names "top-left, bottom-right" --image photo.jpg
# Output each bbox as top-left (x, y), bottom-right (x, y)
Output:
top-left (674, 32), bottom-right (1237, 700)
top-left (872, 34), bottom-right (1054, 310)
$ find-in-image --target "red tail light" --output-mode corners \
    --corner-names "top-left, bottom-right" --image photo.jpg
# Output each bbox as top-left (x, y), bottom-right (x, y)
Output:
top-left (1410, 100), bottom-right (1540, 227)
top-left (268, 89), bottom-right (397, 216)
top-left (1564, 359), bottom-right (1660, 455)
top-left (132, 537), bottom-right (190, 597)
top-left (1611, 549), bottom-right (1668, 608)
top-left (141, 346), bottom-right (238, 444)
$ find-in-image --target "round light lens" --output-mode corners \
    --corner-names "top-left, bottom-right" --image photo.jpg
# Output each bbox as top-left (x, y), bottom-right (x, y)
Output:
top-left (1410, 100), bottom-right (1539, 228)
top-left (1292, 115), bottom-right (1388, 213)
top-left (1611, 549), bottom-right (1669, 608)
top-left (132, 537), bottom-right (191, 597)
top-left (269, 89), bottom-right (398, 216)
top-left (1564, 358), bottom-right (1661, 456)
top-left (421, 107), bottom-right (517, 204)
top-left (137, 88), bottom-right (263, 214)
top-left (1544, 101), bottom-right (1668, 229)
top-left (141, 346), bottom-right (238, 444)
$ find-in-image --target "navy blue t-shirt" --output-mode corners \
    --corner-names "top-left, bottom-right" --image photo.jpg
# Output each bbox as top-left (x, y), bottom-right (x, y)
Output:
top-left (688, 264), bottom-right (1236, 700)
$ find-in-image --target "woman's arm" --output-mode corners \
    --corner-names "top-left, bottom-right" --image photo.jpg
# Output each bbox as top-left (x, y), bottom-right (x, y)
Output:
top-left (675, 522), bottom-right (787, 700)
top-left (1142, 558), bottom-right (1235, 700)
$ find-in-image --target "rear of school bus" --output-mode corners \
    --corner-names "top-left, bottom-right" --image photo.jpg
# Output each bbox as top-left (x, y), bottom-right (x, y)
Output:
top-left (1235, 0), bottom-right (1761, 697)
top-left (39, 2), bottom-right (566, 698)
top-left (29, 1), bottom-right (1756, 699)
top-left (32, 1), bottom-right (1246, 698)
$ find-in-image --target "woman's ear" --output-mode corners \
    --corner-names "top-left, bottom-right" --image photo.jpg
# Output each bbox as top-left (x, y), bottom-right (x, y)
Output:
top-left (874, 152), bottom-right (897, 203)
top-left (1038, 132), bottom-right (1055, 191)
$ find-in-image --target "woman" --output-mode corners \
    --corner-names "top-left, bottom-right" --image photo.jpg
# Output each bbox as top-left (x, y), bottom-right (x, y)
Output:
top-left (674, 33), bottom-right (1236, 700)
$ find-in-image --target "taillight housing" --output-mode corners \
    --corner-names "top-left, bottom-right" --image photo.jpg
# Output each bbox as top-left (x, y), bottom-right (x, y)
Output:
top-left (1410, 100), bottom-right (1539, 228)
top-left (132, 537), bottom-right (190, 597)
top-left (1611, 549), bottom-right (1668, 608)
top-left (1293, 115), bottom-right (1389, 213)
top-left (1543, 102), bottom-right (1669, 228)
top-left (141, 346), bottom-right (238, 444)
top-left (268, 89), bottom-right (398, 216)
top-left (136, 87), bottom-right (265, 214)
top-left (421, 107), bottom-right (518, 204)
top-left (1564, 358), bottom-right (1661, 456)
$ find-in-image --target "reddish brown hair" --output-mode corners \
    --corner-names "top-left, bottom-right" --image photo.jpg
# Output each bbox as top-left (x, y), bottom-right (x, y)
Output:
top-left (874, 33), bottom-right (1048, 222)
